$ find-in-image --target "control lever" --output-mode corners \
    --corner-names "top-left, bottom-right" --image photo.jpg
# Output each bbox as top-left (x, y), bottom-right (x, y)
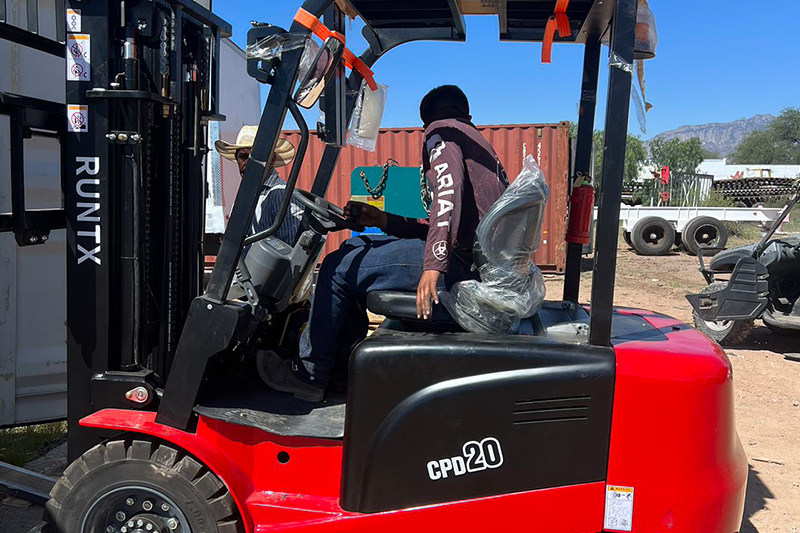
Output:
top-left (234, 258), bottom-right (260, 309)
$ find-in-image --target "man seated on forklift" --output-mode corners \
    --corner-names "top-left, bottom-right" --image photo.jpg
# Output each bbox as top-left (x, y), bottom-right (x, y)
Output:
top-left (258, 85), bottom-right (510, 402)
top-left (215, 125), bottom-right (303, 246)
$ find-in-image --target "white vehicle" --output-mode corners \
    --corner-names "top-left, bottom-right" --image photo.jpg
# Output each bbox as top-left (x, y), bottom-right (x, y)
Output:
top-left (610, 205), bottom-right (789, 256)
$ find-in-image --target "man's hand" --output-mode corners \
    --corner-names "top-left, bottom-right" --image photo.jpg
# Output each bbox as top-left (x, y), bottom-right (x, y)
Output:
top-left (416, 270), bottom-right (441, 320)
top-left (344, 201), bottom-right (387, 231)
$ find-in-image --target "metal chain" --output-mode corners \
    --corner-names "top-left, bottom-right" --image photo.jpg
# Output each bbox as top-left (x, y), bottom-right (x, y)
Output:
top-left (360, 158), bottom-right (397, 199)
top-left (420, 165), bottom-right (432, 215)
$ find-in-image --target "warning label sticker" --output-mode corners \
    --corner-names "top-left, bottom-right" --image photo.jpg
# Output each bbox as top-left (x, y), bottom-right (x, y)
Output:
top-left (604, 485), bottom-right (634, 532)
top-left (67, 105), bottom-right (88, 133)
top-left (67, 34), bottom-right (91, 81)
top-left (67, 9), bottom-right (81, 32)
top-left (349, 195), bottom-right (385, 237)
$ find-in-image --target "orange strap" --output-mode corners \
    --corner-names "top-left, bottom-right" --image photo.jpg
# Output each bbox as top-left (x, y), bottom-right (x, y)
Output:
top-left (294, 8), bottom-right (377, 90)
top-left (542, 0), bottom-right (572, 64)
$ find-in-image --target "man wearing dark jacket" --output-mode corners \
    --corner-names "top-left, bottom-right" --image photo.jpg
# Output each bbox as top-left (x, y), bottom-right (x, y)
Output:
top-left (259, 85), bottom-right (509, 401)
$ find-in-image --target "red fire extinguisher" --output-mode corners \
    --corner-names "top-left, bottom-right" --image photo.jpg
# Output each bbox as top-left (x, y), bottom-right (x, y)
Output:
top-left (566, 177), bottom-right (595, 245)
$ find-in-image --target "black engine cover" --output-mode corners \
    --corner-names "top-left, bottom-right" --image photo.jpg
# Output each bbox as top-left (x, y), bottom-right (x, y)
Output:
top-left (341, 331), bottom-right (615, 513)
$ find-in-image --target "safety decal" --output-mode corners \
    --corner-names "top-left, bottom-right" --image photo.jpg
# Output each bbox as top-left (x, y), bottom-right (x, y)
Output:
top-left (67, 34), bottom-right (91, 81)
top-left (427, 437), bottom-right (503, 481)
top-left (67, 105), bottom-right (88, 133)
top-left (67, 9), bottom-right (81, 32)
top-left (604, 485), bottom-right (634, 532)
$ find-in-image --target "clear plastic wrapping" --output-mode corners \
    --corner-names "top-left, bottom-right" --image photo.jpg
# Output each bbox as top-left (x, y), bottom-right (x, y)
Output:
top-left (246, 34), bottom-right (320, 97)
top-left (347, 81), bottom-right (388, 152)
top-left (246, 33), bottom-right (308, 62)
top-left (635, 0), bottom-right (658, 59)
top-left (297, 38), bottom-right (321, 82)
top-left (441, 155), bottom-right (549, 334)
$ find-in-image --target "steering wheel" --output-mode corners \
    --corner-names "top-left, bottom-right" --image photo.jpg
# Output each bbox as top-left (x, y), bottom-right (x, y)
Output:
top-left (292, 189), bottom-right (365, 232)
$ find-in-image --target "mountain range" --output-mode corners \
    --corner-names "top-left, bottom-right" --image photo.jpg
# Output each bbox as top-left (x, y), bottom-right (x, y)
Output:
top-left (649, 114), bottom-right (775, 158)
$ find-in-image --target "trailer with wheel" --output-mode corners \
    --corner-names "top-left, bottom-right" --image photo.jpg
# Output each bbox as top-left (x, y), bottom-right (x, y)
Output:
top-left (615, 205), bottom-right (788, 256)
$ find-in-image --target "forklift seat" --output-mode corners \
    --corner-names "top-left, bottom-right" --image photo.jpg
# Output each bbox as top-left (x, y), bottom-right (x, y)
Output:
top-left (366, 290), bottom-right (459, 325)
top-left (367, 156), bottom-right (549, 333)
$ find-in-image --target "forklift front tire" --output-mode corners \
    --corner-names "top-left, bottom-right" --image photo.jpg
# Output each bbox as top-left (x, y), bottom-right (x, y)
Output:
top-left (44, 439), bottom-right (242, 533)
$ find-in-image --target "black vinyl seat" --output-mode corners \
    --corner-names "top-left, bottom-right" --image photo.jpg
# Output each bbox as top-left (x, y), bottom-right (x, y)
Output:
top-left (366, 290), bottom-right (457, 324)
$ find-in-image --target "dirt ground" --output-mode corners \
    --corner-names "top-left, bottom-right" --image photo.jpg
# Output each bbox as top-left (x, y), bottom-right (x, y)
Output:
top-left (546, 243), bottom-right (800, 533)
top-left (2, 244), bottom-right (798, 533)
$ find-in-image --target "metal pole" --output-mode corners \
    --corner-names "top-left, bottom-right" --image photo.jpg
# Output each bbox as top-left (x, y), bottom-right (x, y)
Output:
top-left (65, 0), bottom-right (113, 461)
top-left (203, 46), bottom-right (304, 301)
top-left (589, 0), bottom-right (637, 347)
top-left (563, 38), bottom-right (601, 303)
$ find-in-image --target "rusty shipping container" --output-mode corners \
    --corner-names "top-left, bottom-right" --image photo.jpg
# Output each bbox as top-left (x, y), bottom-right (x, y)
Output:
top-left (221, 122), bottom-right (571, 272)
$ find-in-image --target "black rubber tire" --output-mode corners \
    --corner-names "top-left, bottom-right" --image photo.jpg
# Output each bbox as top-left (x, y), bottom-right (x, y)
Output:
top-left (44, 439), bottom-right (242, 533)
top-left (693, 282), bottom-right (754, 345)
top-left (631, 216), bottom-right (676, 256)
top-left (682, 216), bottom-right (728, 256)
top-left (622, 230), bottom-right (632, 247)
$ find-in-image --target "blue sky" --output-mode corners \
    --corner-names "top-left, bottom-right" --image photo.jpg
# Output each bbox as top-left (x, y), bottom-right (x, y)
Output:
top-left (215, 1), bottom-right (800, 139)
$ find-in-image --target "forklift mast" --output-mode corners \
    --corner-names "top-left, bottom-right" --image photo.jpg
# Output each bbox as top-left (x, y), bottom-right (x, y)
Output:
top-left (62, 0), bottom-right (230, 458)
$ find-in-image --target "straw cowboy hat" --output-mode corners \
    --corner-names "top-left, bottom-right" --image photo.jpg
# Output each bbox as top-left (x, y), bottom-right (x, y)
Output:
top-left (214, 125), bottom-right (296, 167)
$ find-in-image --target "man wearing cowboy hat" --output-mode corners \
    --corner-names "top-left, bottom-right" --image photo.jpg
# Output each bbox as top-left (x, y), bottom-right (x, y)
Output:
top-left (215, 125), bottom-right (303, 246)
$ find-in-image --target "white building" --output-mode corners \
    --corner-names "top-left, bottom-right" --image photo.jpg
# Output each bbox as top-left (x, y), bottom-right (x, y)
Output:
top-left (698, 159), bottom-right (800, 182)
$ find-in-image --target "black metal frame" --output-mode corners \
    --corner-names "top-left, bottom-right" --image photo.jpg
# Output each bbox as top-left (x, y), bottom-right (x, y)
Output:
top-left (16, 0), bottom-right (637, 445)
top-left (0, 1), bottom-right (68, 246)
top-left (588, 0), bottom-right (637, 346)
top-left (150, 0), bottom-right (638, 431)
top-left (0, 0), bottom-right (66, 56)
top-left (58, 0), bottom-right (231, 458)
top-left (563, 39), bottom-right (602, 303)
top-left (0, 93), bottom-right (66, 246)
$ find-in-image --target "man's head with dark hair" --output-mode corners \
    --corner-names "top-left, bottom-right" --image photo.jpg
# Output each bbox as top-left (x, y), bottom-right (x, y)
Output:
top-left (419, 85), bottom-right (471, 127)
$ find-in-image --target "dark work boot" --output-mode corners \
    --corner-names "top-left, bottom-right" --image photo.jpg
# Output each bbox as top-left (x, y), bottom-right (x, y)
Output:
top-left (256, 350), bottom-right (325, 402)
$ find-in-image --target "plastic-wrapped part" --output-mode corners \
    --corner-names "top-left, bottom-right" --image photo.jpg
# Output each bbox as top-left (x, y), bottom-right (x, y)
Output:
top-left (635, 0), bottom-right (658, 59)
top-left (246, 33), bottom-right (309, 62)
top-left (347, 81), bottom-right (388, 152)
top-left (441, 155), bottom-right (549, 334)
top-left (441, 263), bottom-right (546, 334)
top-left (297, 38), bottom-right (321, 82)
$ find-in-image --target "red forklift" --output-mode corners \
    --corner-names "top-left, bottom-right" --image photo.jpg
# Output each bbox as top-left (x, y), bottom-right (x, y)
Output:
top-left (31, 0), bottom-right (746, 532)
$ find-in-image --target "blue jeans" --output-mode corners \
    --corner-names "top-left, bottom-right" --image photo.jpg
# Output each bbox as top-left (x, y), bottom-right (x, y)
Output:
top-left (299, 235), bottom-right (474, 385)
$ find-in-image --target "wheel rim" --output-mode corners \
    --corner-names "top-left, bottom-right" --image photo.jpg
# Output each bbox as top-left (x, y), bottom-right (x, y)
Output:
top-left (693, 224), bottom-right (720, 247)
top-left (642, 225), bottom-right (666, 249)
top-left (82, 486), bottom-right (191, 533)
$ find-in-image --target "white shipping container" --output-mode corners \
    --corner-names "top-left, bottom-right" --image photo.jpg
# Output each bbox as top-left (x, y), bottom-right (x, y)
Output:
top-left (1, 0), bottom-right (67, 427)
top-left (1, 2), bottom-right (259, 426)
